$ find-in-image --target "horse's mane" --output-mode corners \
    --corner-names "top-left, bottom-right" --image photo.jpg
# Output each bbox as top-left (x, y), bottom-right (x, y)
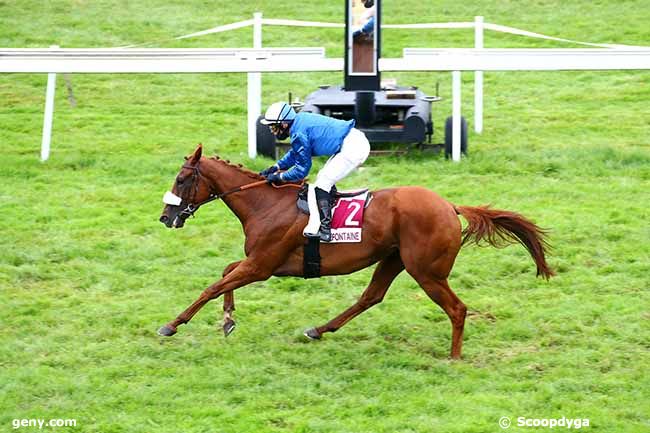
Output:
top-left (208, 155), bottom-right (264, 181)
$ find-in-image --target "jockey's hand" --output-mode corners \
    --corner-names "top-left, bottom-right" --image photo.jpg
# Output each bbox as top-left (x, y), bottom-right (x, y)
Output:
top-left (266, 172), bottom-right (283, 184)
top-left (259, 165), bottom-right (278, 177)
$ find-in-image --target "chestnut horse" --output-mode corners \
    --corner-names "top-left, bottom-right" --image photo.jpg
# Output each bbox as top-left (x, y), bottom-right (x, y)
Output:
top-left (158, 145), bottom-right (554, 359)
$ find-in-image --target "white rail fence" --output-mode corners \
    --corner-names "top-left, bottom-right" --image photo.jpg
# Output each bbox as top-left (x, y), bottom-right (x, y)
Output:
top-left (1, 14), bottom-right (649, 161)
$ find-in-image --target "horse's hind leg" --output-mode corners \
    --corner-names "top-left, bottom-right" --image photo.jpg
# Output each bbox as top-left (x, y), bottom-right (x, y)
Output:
top-left (412, 275), bottom-right (467, 359)
top-left (399, 218), bottom-right (466, 358)
top-left (221, 261), bottom-right (241, 337)
top-left (304, 251), bottom-right (404, 339)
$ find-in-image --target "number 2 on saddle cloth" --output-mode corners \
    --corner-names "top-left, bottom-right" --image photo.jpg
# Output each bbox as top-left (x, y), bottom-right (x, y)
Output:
top-left (329, 194), bottom-right (369, 243)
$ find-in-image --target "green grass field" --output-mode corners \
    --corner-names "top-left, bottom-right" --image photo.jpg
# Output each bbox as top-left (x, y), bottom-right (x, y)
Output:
top-left (1, 1), bottom-right (649, 432)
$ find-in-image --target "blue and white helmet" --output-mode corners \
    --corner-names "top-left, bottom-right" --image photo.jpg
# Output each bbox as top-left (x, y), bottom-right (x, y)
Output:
top-left (260, 102), bottom-right (296, 125)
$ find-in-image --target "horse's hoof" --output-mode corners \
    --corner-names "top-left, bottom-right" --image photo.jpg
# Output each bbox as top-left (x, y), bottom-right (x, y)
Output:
top-left (157, 325), bottom-right (177, 337)
top-left (304, 328), bottom-right (321, 340)
top-left (223, 320), bottom-right (236, 337)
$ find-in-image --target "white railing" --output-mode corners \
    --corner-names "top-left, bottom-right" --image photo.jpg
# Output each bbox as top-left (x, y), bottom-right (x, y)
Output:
top-left (1, 45), bottom-right (336, 160)
top-left (393, 48), bottom-right (650, 71)
top-left (0, 47), bottom-right (338, 73)
top-left (2, 14), bottom-right (649, 161)
top-left (391, 47), bottom-right (650, 161)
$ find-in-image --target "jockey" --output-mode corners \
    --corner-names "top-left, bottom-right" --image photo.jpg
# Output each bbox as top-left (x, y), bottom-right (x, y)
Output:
top-left (259, 102), bottom-right (371, 242)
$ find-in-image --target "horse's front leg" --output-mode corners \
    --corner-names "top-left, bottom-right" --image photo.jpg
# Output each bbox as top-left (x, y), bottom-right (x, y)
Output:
top-left (221, 261), bottom-right (242, 337)
top-left (158, 260), bottom-right (269, 337)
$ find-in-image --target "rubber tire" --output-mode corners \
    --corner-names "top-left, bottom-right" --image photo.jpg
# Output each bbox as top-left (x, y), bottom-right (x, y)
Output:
top-left (256, 115), bottom-right (277, 159)
top-left (444, 115), bottom-right (468, 158)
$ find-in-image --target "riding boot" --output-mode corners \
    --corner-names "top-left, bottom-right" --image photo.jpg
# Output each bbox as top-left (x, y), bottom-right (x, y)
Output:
top-left (315, 187), bottom-right (333, 242)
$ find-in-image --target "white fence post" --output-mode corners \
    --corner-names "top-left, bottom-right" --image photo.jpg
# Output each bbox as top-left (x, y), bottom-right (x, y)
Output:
top-left (452, 70), bottom-right (462, 162)
top-left (41, 45), bottom-right (59, 161)
top-left (247, 12), bottom-right (263, 158)
top-left (474, 16), bottom-right (484, 134)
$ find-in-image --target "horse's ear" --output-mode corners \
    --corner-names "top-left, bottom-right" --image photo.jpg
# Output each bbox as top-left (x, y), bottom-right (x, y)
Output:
top-left (190, 143), bottom-right (203, 164)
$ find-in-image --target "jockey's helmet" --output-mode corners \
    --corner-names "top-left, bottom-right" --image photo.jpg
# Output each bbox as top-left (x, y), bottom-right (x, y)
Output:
top-left (261, 102), bottom-right (296, 140)
top-left (261, 102), bottom-right (296, 125)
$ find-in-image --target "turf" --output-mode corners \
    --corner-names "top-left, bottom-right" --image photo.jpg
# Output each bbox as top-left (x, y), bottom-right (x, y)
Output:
top-left (1, 1), bottom-right (649, 432)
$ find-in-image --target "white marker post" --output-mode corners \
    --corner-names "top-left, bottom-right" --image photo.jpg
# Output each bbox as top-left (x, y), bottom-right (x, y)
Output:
top-left (452, 70), bottom-right (462, 162)
top-left (247, 12), bottom-right (263, 158)
top-left (41, 45), bottom-right (59, 161)
top-left (474, 16), bottom-right (484, 134)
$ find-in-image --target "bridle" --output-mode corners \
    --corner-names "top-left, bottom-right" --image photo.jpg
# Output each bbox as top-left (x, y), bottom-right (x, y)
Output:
top-left (168, 161), bottom-right (302, 223)
top-left (174, 162), bottom-right (264, 221)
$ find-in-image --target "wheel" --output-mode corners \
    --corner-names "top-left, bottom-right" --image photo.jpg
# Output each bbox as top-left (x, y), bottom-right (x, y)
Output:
top-left (444, 115), bottom-right (468, 158)
top-left (256, 115), bottom-right (277, 158)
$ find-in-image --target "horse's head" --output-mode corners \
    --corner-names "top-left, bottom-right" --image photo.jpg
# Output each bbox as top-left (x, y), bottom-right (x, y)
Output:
top-left (159, 144), bottom-right (213, 229)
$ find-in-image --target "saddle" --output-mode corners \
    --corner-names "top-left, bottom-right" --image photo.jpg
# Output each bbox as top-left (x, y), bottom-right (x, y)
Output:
top-left (296, 184), bottom-right (372, 215)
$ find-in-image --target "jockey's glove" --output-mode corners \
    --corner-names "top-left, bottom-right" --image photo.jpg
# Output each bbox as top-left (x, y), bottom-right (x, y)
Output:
top-left (259, 165), bottom-right (279, 177)
top-left (266, 172), bottom-right (283, 184)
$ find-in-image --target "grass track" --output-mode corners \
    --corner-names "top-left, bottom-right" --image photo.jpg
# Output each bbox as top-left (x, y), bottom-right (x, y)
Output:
top-left (1, 1), bottom-right (649, 432)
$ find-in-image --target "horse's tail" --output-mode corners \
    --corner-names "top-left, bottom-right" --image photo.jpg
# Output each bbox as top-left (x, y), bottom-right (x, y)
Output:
top-left (454, 205), bottom-right (555, 279)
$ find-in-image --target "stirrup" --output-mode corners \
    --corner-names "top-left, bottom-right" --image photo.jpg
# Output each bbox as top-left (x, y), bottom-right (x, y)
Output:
top-left (319, 228), bottom-right (332, 243)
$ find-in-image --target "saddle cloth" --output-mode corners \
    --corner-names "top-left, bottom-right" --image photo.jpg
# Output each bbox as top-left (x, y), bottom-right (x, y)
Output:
top-left (297, 186), bottom-right (373, 243)
top-left (329, 191), bottom-right (370, 243)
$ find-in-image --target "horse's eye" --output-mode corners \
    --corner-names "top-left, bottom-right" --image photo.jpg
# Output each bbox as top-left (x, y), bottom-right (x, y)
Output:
top-left (176, 177), bottom-right (185, 185)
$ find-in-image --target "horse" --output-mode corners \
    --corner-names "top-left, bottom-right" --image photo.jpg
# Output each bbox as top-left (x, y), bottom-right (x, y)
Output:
top-left (158, 144), bottom-right (554, 359)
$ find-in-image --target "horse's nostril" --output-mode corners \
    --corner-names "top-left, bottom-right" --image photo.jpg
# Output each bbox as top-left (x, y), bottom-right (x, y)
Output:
top-left (159, 215), bottom-right (169, 223)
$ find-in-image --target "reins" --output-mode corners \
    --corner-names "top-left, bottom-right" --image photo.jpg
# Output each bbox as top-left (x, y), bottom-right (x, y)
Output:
top-left (198, 178), bottom-right (303, 207)
top-left (177, 162), bottom-right (304, 220)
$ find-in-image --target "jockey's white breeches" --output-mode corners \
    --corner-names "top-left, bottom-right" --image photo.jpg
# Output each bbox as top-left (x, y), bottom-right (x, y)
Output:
top-left (314, 128), bottom-right (370, 192)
